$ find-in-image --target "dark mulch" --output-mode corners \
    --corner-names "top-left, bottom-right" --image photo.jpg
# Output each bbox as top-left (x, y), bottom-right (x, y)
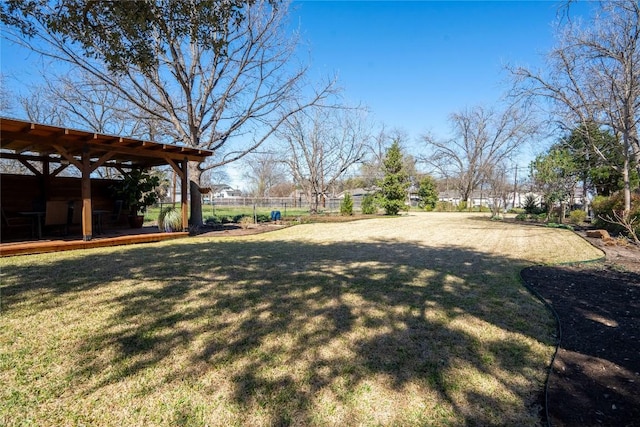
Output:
top-left (521, 235), bottom-right (640, 427)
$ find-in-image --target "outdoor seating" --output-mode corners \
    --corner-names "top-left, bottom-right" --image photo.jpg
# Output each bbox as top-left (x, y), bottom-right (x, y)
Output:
top-left (70, 200), bottom-right (83, 226)
top-left (1, 208), bottom-right (32, 239)
top-left (44, 200), bottom-right (69, 235)
top-left (107, 200), bottom-right (124, 226)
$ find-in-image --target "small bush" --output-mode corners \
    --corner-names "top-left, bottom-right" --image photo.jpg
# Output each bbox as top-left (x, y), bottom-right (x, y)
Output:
top-left (523, 195), bottom-right (538, 214)
top-left (435, 201), bottom-right (455, 212)
top-left (205, 216), bottom-right (221, 225)
top-left (157, 207), bottom-right (182, 232)
top-left (515, 213), bottom-right (527, 221)
top-left (239, 216), bottom-right (254, 229)
top-left (592, 192), bottom-right (640, 236)
top-left (256, 214), bottom-right (271, 223)
top-left (361, 194), bottom-right (377, 215)
top-left (340, 193), bottom-right (354, 216)
top-left (568, 209), bottom-right (587, 225)
top-left (220, 215), bottom-right (234, 224)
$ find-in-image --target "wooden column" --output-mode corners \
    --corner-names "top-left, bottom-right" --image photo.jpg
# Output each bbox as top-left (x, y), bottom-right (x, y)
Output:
top-left (165, 158), bottom-right (189, 232)
top-left (81, 147), bottom-right (93, 241)
top-left (181, 161), bottom-right (189, 232)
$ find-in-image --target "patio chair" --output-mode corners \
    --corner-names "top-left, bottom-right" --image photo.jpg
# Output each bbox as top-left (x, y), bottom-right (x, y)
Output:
top-left (70, 200), bottom-right (83, 226)
top-left (107, 200), bottom-right (124, 226)
top-left (44, 201), bottom-right (69, 236)
top-left (1, 208), bottom-right (32, 239)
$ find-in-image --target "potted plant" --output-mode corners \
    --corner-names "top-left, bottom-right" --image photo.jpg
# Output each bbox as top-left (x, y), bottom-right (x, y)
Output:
top-left (112, 169), bottom-right (160, 228)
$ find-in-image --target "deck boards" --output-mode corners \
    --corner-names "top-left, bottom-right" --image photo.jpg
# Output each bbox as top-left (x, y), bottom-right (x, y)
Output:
top-left (0, 230), bottom-right (189, 257)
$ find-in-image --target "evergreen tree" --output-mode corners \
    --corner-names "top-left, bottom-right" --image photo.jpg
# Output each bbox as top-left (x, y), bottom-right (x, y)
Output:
top-left (378, 140), bottom-right (410, 215)
top-left (340, 193), bottom-right (354, 216)
top-left (417, 174), bottom-right (439, 210)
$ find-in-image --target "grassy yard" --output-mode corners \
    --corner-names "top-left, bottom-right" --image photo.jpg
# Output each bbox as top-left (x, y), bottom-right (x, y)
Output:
top-left (145, 204), bottom-right (311, 224)
top-left (0, 213), bottom-right (603, 426)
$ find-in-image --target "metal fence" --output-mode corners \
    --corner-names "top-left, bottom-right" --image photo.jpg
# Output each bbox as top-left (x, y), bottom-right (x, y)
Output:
top-left (202, 196), bottom-right (365, 213)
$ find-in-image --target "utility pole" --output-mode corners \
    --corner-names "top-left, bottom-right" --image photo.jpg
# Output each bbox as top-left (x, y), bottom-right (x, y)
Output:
top-left (512, 165), bottom-right (518, 209)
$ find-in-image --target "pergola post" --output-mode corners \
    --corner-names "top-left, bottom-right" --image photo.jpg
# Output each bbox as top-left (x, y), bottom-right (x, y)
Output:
top-left (81, 147), bottom-right (93, 241)
top-left (181, 159), bottom-right (189, 232)
top-left (165, 158), bottom-right (189, 232)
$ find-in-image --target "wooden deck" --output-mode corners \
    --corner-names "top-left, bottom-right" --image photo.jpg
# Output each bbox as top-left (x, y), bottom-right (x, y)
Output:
top-left (0, 227), bottom-right (189, 257)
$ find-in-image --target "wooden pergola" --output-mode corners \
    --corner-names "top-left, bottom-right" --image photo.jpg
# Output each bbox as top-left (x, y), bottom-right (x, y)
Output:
top-left (0, 117), bottom-right (213, 240)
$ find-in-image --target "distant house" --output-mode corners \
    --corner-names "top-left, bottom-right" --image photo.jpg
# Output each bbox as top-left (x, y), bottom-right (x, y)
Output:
top-left (337, 187), bottom-right (377, 198)
top-left (210, 184), bottom-right (243, 199)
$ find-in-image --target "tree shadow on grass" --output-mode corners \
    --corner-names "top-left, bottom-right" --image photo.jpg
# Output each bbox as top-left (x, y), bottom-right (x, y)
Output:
top-left (2, 238), bottom-right (553, 425)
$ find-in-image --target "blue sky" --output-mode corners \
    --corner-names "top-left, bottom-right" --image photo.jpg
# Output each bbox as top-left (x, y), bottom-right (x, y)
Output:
top-left (289, 0), bottom-right (574, 152)
top-left (1, 1), bottom-right (592, 178)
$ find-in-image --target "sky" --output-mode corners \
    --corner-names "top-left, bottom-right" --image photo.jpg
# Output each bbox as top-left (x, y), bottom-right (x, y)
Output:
top-left (288, 0), bottom-right (571, 151)
top-left (1, 1), bottom-right (593, 184)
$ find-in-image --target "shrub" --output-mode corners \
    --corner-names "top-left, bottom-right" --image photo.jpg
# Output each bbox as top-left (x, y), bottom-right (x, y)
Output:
top-left (523, 194), bottom-right (538, 214)
top-left (361, 194), bottom-right (377, 215)
top-left (239, 216), bottom-right (254, 229)
top-left (340, 193), bottom-right (354, 216)
top-left (256, 214), bottom-right (271, 223)
top-left (435, 201), bottom-right (455, 212)
top-left (157, 206), bottom-right (182, 232)
top-left (568, 209), bottom-right (587, 225)
top-left (592, 192), bottom-right (640, 236)
top-left (205, 216), bottom-right (221, 225)
top-left (515, 213), bottom-right (527, 221)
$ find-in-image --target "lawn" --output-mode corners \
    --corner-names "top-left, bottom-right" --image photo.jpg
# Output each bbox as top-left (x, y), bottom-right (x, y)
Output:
top-left (0, 213), bottom-right (603, 426)
top-left (144, 204), bottom-right (311, 225)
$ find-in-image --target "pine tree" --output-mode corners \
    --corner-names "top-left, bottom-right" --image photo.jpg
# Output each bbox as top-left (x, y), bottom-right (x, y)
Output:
top-left (378, 140), bottom-right (410, 215)
top-left (417, 175), bottom-right (439, 210)
top-left (340, 192), bottom-right (354, 216)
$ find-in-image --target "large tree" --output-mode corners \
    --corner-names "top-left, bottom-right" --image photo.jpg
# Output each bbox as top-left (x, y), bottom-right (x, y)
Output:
top-left (421, 104), bottom-right (535, 207)
top-left (510, 0), bottom-right (640, 213)
top-left (561, 123), bottom-right (631, 198)
top-left (530, 144), bottom-right (579, 221)
top-left (278, 105), bottom-right (370, 214)
top-left (1, 0), bottom-right (335, 225)
top-left (242, 151), bottom-right (288, 198)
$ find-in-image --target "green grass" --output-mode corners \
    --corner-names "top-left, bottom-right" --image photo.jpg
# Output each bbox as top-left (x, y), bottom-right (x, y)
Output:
top-left (144, 204), bottom-right (312, 224)
top-left (0, 213), bottom-right (603, 426)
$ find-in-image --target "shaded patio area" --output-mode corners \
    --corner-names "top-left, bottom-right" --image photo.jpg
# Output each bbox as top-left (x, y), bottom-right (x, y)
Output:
top-left (1, 117), bottom-right (214, 248)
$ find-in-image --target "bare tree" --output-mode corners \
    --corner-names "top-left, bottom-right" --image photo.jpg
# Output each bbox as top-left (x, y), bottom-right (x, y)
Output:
top-left (0, 74), bottom-right (14, 115)
top-left (279, 105), bottom-right (370, 213)
top-left (242, 151), bottom-right (287, 198)
top-left (421, 104), bottom-right (535, 207)
top-left (358, 127), bottom-right (415, 188)
top-left (2, 0), bottom-right (335, 225)
top-left (484, 163), bottom-right (513, 219)
top-left (510, 0), bottom-right (640, 213)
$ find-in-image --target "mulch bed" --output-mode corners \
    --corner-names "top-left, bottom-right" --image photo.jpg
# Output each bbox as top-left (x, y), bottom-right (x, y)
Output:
top-left (521, 234), bottom-right (640, 427)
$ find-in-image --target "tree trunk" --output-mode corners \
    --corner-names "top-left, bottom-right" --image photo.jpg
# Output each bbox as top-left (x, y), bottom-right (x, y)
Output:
top-left (188, 162), bottom-right (203, 227)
